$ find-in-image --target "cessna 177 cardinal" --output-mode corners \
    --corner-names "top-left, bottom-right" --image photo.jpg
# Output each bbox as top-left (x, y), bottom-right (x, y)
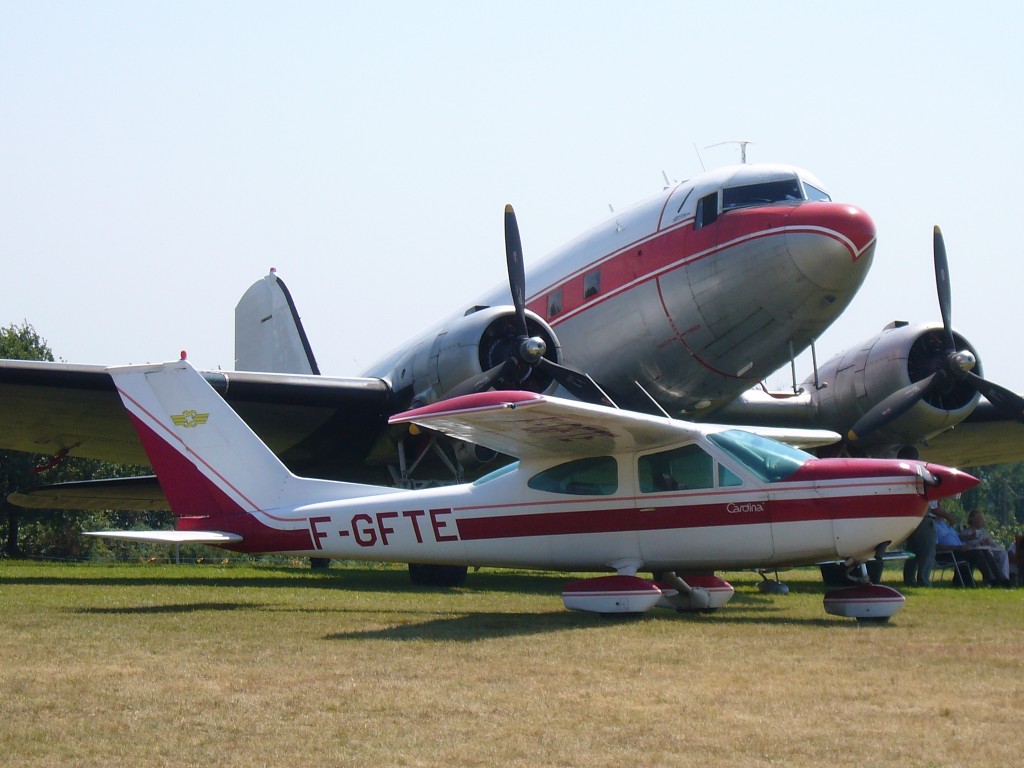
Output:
top-left (88, 358), bottom-right (977, 620)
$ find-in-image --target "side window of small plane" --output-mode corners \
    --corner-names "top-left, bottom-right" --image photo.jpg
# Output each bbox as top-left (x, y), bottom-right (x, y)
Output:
top-left (694, 192), bottom-right (719, 230)
top-left (638, 444), bottom-right (713, 492)
top-left (528, 456), bottom-right (618, 496)
top-left (718, 463), bottom-right (743, 488)
top-left (547, 289), bottom-right (563, 319)
top-left (583, 269), bottom-right (601, 299)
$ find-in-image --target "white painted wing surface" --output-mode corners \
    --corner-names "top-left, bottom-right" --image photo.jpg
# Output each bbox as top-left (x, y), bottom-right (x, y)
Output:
top-left (389, 391), bottom-right (703, 460)
top-left (389, 391), bottom-right (841, 460)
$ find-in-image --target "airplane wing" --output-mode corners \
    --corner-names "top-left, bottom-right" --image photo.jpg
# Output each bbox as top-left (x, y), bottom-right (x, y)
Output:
top-left (8, 476), bottom-right (169, 511)
top-left (914, 402), bottom-right (1024, 467)
top-left (715, 387), bottom-right (1024, 468)
top-left (390, 390), bottom-right (839, 460)
top-left (0, 360), bottom-right (394, 480)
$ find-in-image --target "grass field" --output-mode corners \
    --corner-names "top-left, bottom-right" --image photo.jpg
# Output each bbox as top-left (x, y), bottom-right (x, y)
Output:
top-left (1, 560), bottom-right (1021, 768)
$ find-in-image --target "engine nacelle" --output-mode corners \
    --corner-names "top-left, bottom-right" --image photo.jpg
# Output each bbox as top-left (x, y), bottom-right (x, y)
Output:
top-left (811, 321), bottom-right (981, 450)
top-left (382, 306), bottom-right (561, 408)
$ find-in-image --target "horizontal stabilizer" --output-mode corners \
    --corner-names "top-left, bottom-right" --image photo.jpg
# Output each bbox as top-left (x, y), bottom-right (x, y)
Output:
top-left (84, 530), bottom-right (243, 545)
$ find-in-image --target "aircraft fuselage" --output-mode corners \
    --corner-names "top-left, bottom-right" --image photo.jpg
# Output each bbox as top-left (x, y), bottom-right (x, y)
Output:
top-left (368, 164), bottom-right (877, 417)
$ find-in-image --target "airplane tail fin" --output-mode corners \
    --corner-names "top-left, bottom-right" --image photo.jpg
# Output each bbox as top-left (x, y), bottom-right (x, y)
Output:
top-left (110, 359), bottom-right (300, 519)
top-left (107, 359), bottom-right (394, 548)
top-left (234, 269), bottom-right (320, 374)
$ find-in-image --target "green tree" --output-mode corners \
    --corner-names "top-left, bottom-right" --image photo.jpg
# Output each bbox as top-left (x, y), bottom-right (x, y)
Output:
top-left (0, 322), bottom-right (54, 557)
top-left (0, 322), bottom-right (169, 560)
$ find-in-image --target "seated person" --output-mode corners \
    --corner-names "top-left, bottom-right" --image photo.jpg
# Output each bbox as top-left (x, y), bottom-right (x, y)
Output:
top-left (960, 509), bottom-right (1011, 586)
top-left (934, 516), bottom-right (984, 586)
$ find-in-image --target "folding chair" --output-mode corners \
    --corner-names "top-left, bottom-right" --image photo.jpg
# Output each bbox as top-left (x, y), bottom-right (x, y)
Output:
top-left (934, 549), bottom-right (976, 587)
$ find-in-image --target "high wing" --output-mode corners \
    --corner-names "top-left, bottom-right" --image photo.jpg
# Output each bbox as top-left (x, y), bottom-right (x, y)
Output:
top-left (0, 360), bottom-right (393, 480)
top-left (389, 390), bottom-right (839, 460)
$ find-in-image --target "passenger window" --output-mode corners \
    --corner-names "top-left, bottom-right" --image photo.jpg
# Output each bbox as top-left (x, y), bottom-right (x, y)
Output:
top-left (528, 456), bottom-right (618, 496)
top-left (638, 445), bottom-right (713, 492)
top-left (546, 289), bottom-right (563, 318)
top-left (694, 192), bottom-right (718, 229)
top-left (584, 270), bottom-right (601, 299)
top-left (718, 463), bottom-right (743, 487)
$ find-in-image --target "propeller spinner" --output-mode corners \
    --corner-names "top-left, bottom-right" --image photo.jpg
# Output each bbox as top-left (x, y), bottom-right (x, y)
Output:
top-left (848, 227), bottom-right (1024, 442)
top-left (446, 206), bottom-right (615, 408)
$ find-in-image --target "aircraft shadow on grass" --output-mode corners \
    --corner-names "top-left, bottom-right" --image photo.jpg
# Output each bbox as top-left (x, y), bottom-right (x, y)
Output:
top-left (73, 602), bottom-right (269, 615)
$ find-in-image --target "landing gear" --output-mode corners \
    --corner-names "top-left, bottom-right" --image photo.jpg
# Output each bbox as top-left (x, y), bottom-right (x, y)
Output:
top-left (757, 570), bottom-right (790, 595)
top-left (822, 555), bottom-right (905, 622)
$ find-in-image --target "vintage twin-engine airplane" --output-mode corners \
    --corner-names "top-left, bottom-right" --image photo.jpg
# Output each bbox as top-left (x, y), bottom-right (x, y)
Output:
top-left (1, 161), bottom-right (881, 494)
top-left (90, 358), bottom-right (977, 619)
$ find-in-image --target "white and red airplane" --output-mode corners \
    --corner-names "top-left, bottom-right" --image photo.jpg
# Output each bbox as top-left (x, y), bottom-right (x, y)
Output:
top-left (88, 358), bottom-right (977, 620)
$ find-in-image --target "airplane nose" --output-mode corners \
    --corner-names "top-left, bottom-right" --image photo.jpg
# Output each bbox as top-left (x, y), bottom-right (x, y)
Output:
top-left (923, 463), bottom-right (980, 501)
top-left (786, 203), bottom-right (877, 292)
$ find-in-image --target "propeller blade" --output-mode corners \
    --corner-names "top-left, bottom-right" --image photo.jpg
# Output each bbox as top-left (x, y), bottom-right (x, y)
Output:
top-left (504, 204), bottom-right (529, 339)
top-left (848, 372), bottom-right (945, 442)
top-left (537, 357), bottom-right (617, 408)
top-left (444, 358), bottom-right (519, 401)
top-left (964, 371), bottom-right (1024, 422)
top-left (933, 226), bottom-right (955, 350)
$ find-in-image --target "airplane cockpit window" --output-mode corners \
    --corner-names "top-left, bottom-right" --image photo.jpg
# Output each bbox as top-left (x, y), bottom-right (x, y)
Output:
top-left (638, 444), bottom-right (714, 492)
top-left (528, 456), bottom-right (618, 496)
top-left (722, 178), bottom-right (803, 212)
top-left (694, 192), bottom-right (719, 230)
top-left (803, 182), bottom-right (831, 202)
top-left (706, 430), bottom-right (812, 483)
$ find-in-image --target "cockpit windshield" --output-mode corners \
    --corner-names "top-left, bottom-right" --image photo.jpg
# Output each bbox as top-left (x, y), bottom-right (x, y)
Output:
top-left (722, 177), bottom-right (804, 211)
top-left (706, 430), bottom-right (812, 483)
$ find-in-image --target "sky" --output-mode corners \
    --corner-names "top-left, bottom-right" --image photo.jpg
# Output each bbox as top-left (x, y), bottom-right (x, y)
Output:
top-left (2, 2), bottom-right (1023, 394)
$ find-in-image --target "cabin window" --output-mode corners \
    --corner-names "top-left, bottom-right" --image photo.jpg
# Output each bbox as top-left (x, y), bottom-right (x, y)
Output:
top-left (638, 444), bottom-right (714, 492)
top-left (547, 289), bottom-right (563, 318)
top-left (528, 456), bottom-right (618, 496)
top-left (718, 463), bottom-right (743, 488)
top-left (583, 270), bottom-right (601, 299)
top-left (694, 192), bottom-right (719, 229)
top-left (721, 178), bottom-right (803, 211)
top-left (706, 429), bottom-right (811, 483)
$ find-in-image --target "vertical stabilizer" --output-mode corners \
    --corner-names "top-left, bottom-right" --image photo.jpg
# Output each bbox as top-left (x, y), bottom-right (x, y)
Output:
top-left (107, 359), bottom-right (396, 551)
top-left (110, 360), bottom-right (298, 517)
top-left (234, 269), bottom-right (320, 374)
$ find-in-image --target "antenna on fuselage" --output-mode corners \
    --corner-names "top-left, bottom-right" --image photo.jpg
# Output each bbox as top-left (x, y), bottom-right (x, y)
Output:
top-left (706, 140), bottom-right (755, 164)
top-left (692, 142), bottom-right (706, 172)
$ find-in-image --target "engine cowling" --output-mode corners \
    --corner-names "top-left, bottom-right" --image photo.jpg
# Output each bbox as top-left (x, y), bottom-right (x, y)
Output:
top-left (384, 306), bottom-right (561, 407)
top-left (812, 321), bottom-right (981, 452)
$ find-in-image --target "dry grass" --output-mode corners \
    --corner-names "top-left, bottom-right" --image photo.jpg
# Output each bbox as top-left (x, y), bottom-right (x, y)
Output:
top-left (1, 561), bottom-right (1021, 768)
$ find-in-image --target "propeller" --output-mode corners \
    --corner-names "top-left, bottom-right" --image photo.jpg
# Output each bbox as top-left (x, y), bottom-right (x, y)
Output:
top-left (848, 226), bottom-right (1024, 441)
top-left (446, 205), bottom-right (616, 408)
